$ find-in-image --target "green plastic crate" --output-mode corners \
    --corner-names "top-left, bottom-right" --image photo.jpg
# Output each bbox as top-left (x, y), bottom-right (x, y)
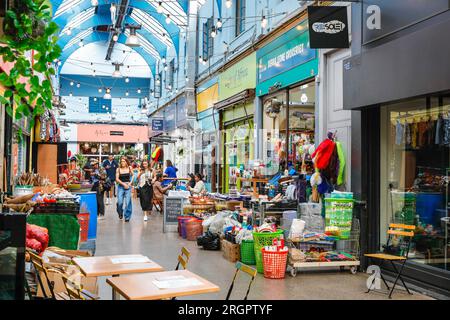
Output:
top-left (240, 240), bottom-right (256, 265)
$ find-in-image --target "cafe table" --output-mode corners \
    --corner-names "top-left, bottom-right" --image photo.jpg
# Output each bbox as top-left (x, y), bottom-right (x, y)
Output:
top-left (72, 254), bottom-right (164, 299)
top-left (106, 270), bottom-right (220, 300)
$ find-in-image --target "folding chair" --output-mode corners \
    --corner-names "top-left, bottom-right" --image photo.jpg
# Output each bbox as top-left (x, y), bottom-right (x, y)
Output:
top-left (60, 272), bottom-right (100, 300)
top-left (27, 249), bottom-right (57, 299)
top-left (175, 247), bottom-right (191, 271)
top-left (364, 223), bottom-right (415, 299)
top-left (226, 262), bottom-right (257, 300)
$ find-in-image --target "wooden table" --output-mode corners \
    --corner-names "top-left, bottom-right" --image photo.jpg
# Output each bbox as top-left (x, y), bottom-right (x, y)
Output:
top-left (106, 270), bottom-right (220, 300)
top-left (238, 178), bottom-right (269, 199)
top-left (73, 254), bottom-right (164, 299)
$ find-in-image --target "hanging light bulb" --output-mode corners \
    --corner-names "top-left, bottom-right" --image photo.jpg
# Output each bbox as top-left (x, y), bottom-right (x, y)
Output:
top-left (98, 88), bottom-right (102, 93)
top-left (76, 82), bottom-right (80, 88)
top-left (70, 81), bottom-right (74, 86)
top-left (125, 25), bottom-right (141, 47)
top-left (65, 28), bottom-right (72, 36)
top-left (199, 56), bottom-right (203, 63)
top-left (161, 57), bottom-right (166, 64)
top-left (91, 0), bottom-right (98, 6)
top-left (112, 33), bottom-right (119, 42)
top-left (156, 78), bottom-right (161, 85)
top-left (225, 0), bottom-right (232, 9)
top-left (103, 88), bottom-right (112, 99)
top-left (79, 39), bottom-right (84, 47)
top-left (137, 88), bottom-right (141, 94)
top-left (125, 91), bottom-right (129, 97)
top-left (210, 26), bottom-right (217, 38)
top-left (261, 16), bottom-right (268, 29)
top-left (69, 92), bottom-right (73, 97)
top-left (125, 77), bottom-right (130, 83)
top-left (165, 14), bottom-right (171, 24)
top-left (157, 1), bottom-right (163, 13)
top-left (112, 62), bottom-right (123, 78)
top-left (217, 18), bottom-right (222, 28)
top-left (93, 97), bottom-right (97, 102)
top-left (164, 64), bottom-right (168, 71)
top-left (185, 76), bottom-right (189, 82)
top-left (92, 69), bottom-right (96, 76)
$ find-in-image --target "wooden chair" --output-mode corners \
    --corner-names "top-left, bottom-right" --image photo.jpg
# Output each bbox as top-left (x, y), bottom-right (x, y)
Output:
top-left (60, 273), bottom-right (100, 300)
top-left (226, 262), bottom-right (257, 300)
top-left (27, 249), bottom-right (57, 299)
top-left (364, 223), bottom-right (415, 299)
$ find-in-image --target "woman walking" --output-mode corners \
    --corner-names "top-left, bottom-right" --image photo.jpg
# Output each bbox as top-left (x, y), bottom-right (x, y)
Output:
top-left (116, 157), bottom-right (133, 222)
top-left (138, 160), bottom-right (153, 222)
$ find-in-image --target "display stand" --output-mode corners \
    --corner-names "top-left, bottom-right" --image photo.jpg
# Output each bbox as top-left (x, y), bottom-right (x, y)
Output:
top-left (238, 178), bottom-right (268, 199)
top-left (163, 196), bottom-right (185, 233)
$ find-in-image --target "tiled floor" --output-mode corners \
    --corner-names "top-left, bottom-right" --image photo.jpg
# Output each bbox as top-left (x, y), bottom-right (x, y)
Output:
top-left (94, 198), bottom-right (433, 300)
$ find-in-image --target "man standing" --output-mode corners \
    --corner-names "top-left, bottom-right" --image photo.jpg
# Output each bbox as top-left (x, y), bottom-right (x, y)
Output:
top-left (103, 154), bottom-right (118, 205)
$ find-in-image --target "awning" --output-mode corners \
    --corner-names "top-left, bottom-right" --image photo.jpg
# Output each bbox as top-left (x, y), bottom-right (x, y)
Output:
top-left (213, 89), bottom-right (255, 111)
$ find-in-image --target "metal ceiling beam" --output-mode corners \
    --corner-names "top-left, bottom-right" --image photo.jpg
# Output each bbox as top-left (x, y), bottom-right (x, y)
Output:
top-left (105, 0), bottom-right (130, 61)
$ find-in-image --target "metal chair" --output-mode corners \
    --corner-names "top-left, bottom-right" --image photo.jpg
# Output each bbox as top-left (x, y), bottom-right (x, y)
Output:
top-left (175, 247), bottom-right (191, 270)
top-left (365, 223), bottom-right (415, 298)
top-left (226, 262), bottom-right (257, 300)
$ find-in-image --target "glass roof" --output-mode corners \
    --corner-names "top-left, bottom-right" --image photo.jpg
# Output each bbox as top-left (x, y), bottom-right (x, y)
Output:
top-left (143, 0), bottom-right (187, 27)
top-left (63, 27), bottom-right (95, 51)
top-left (59, 7), bottom-right (96, 36)
top-left (124, 29), bottom-right (161, 61)
top-left (129, 8), bottom-right (174, 48)
top-left (53, 0), bottom-right (84, 19)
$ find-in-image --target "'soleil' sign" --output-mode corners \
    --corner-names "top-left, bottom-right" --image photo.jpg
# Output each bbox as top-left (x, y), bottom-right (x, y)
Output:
top-left (308, 6), bottom-right (349, 49)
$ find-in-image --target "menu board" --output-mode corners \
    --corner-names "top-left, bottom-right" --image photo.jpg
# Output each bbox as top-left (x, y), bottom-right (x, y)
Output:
top-left (163, 197), bottom-right (185, 232)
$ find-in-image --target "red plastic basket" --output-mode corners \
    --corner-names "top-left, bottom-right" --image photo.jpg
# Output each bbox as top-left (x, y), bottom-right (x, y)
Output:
top-left (77, 213), bottom-right (90, 243)
top-left (261, 248), bottom-right (288, 279)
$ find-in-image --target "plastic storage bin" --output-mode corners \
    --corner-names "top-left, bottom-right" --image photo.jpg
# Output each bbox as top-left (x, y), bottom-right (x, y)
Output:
top-left (253, 230), bottom-right (284, 273)
top-left (240, 240), bottom-right (256, 265)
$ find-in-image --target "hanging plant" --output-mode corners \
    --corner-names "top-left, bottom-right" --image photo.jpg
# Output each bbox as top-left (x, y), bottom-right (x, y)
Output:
top-left (0, 0), bottom-right (61, 135)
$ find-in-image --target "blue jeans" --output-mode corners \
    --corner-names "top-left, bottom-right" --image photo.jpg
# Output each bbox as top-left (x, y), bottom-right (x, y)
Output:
top-left (117, 185), bottom-right (132, 220)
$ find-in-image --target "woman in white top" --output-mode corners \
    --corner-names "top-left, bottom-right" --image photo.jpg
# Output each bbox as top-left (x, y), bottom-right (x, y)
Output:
top-left (187, 173), bottom-right (206, 196)
top-left (138, 160), bottom-right (153, 221)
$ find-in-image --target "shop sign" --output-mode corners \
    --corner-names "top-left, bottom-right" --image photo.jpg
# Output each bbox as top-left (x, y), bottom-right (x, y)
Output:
top-left (219, 53), bottom-right (256, 100)
top-left (256, 19), bottom-right (318, 96)
top-left (362, 0), bottom-right (449, 44)
top-left (151, 119), bottom-right (164, 131)
top-left (176, 96), bottom-right (187, 127)
top-left (308, 6), bottom-right (349, 49)
top-left (164, 103), bottom-right (176, 132)
top-left (197, 83), bottom-right (219, 113)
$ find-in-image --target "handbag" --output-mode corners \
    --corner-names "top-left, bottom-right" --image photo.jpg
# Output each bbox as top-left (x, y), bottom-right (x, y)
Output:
top-left (103, 177), bottom-right (112, 192)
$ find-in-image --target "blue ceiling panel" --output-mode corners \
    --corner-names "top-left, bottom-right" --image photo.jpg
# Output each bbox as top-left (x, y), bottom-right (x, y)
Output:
top-left (59, 74), bottom-right (151, 98)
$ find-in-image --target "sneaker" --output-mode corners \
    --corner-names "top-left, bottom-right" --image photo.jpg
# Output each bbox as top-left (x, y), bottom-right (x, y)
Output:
top-left (125, 219), bottom-right (130, 223)
top-left (118, 214), bottom-right (123, 220)
top-left (144, 216), bottom-right (148, 222)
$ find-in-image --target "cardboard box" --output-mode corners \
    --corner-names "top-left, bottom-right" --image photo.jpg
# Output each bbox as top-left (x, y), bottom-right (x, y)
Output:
top-left (221, 239), bottom-right (240, 263)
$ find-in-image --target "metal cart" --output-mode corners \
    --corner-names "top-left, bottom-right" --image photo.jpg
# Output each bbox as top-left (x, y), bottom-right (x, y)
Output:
top-left (287, 218), bottom-right (361, 277)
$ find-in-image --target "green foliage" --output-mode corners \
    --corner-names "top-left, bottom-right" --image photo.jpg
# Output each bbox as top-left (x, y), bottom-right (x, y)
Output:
top-left (74, 153), bottom-right (88, 170)
top-left (0, 0), bottom-right (61, 133)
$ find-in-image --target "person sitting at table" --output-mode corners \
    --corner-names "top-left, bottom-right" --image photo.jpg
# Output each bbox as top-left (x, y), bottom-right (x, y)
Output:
top-left (153, 173), bottom-right (173, 200)
top-left (162, 159), bottom-right (177, 187)
top-left (187, 173), bottom-right (206, 196)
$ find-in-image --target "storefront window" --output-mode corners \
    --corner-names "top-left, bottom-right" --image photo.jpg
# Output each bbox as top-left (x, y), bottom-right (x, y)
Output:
top-left (288, 83), bottom-right (315, 172)
top-left (102, 143), bottom-right (111, 155)
top-left (112, 143), bottom-right (124, 154)
top-left (262, 91), bottom-right (287, 175)
top-left (80, 142), bottom-right (100, 155)
top-left (380, 95), bottom-right (450, 272)
top-left (224, 120), bottom-right (254, 192)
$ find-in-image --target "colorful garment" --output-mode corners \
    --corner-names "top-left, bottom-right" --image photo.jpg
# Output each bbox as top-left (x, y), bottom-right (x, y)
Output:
top-left (336, 141), bottom-right (346, 186)
top-left (311, 139), bottom-right (336, 170)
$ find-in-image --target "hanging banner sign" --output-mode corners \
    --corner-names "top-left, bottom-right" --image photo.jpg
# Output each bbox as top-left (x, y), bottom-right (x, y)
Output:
top-left (308, 6), bottom-right (349, 49)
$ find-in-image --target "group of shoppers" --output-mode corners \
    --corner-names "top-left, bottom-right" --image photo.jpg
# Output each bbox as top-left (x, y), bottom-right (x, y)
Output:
top-left (72, 155), bottom-right (206, 222)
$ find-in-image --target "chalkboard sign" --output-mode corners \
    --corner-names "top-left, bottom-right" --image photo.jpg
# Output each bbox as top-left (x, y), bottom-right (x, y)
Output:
top-left (163, 196), bottom-right (185, 233)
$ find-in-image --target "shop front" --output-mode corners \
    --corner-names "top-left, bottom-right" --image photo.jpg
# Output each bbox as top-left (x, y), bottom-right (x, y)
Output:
top-left (215, 53), bottom-right (256, 193)
top-left (196, 80), bottom-right (219, 192)
top-left (256, 17), bottom-right (318, 176)
top-left (76, 124), bottom-right (149, 163)
top-left (343, 1), bottom-right (450, 295)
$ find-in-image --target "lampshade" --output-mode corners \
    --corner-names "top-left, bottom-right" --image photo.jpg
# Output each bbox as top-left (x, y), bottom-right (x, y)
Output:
top-left (126, 27), bottom-right (140, 47)
top-left (112, 63), bottom-right (122, 78)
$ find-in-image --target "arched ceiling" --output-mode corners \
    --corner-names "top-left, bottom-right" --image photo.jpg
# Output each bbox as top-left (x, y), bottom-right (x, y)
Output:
top-left (50, 0), bottom-right (188, 80)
